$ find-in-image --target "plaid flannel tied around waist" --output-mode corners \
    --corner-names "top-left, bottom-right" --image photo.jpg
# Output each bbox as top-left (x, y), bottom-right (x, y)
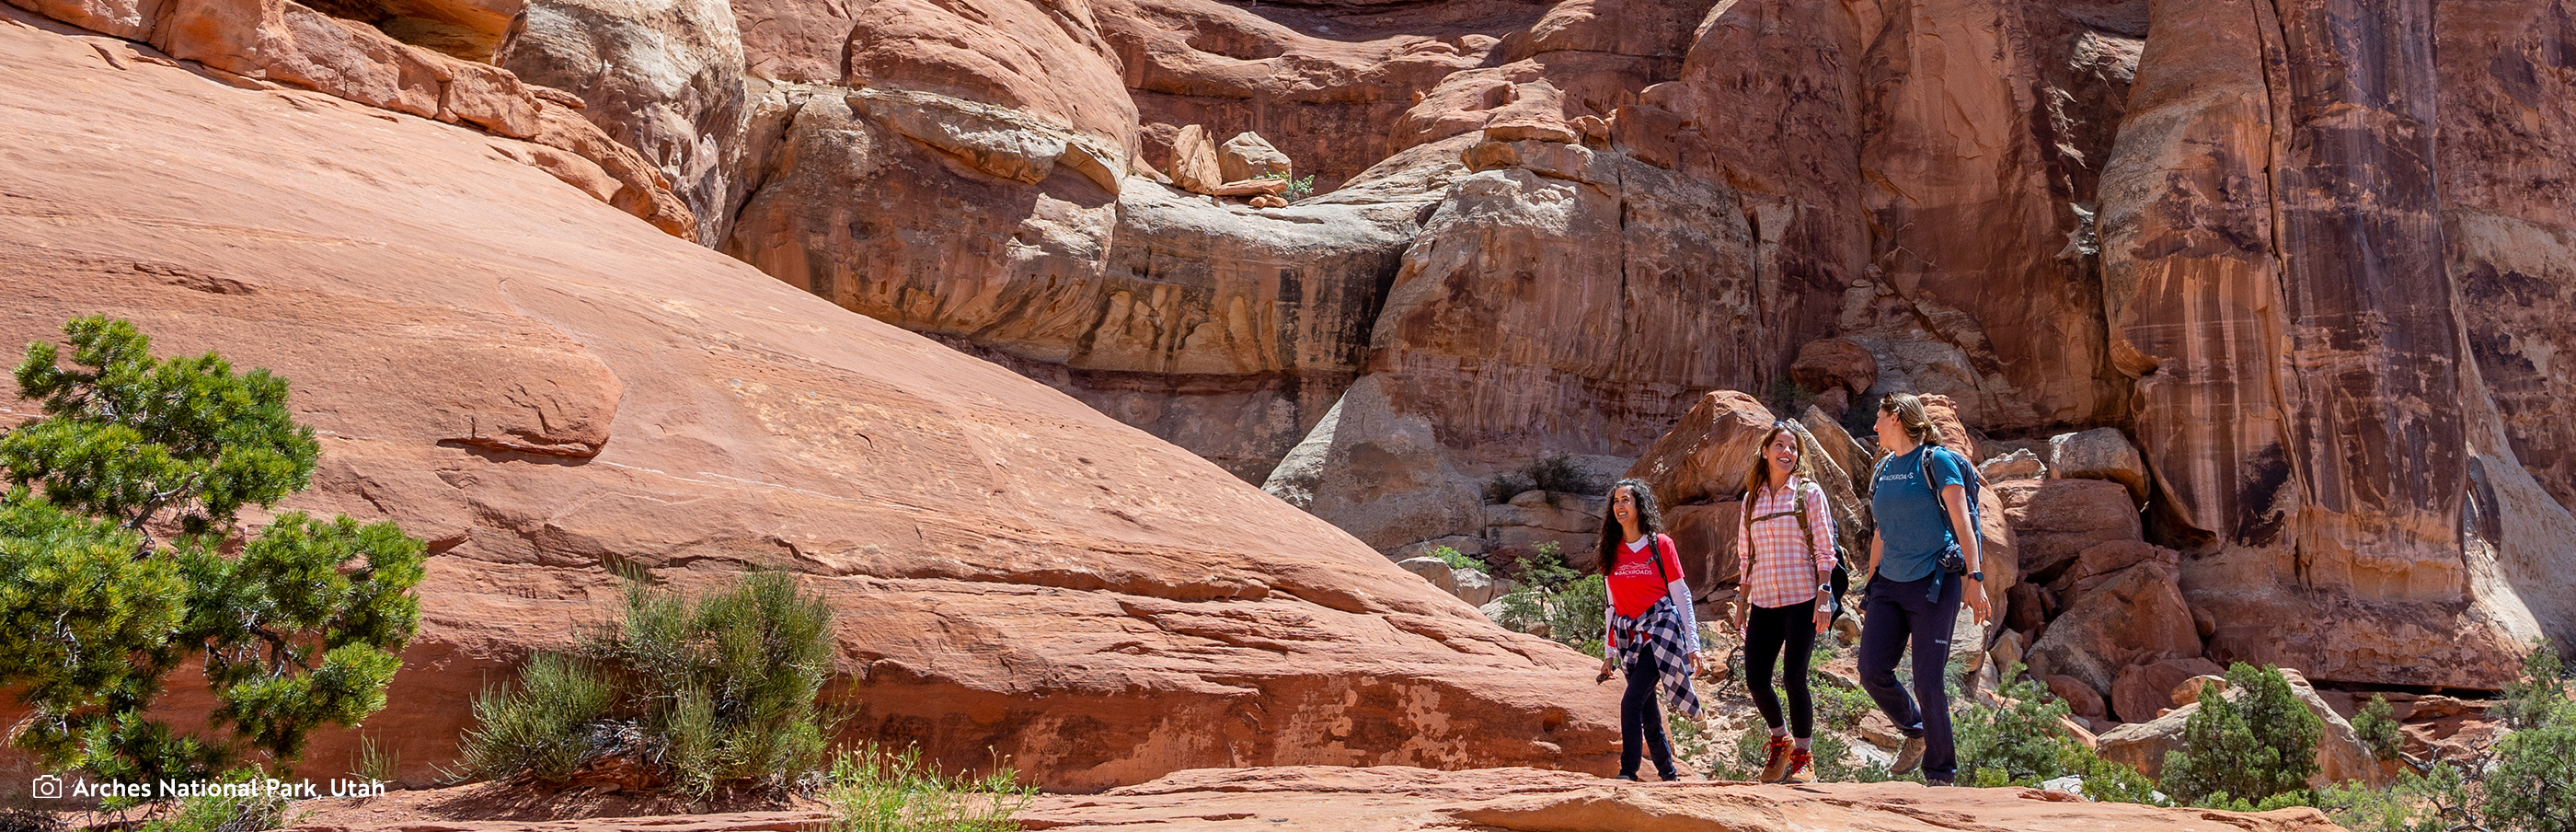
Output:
top-left (1609, 596), bottom-right (1702, 719)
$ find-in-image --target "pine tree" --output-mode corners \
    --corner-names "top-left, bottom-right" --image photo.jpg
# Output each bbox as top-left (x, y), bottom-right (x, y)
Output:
top-left (0, 316), bottom-right (424, 785)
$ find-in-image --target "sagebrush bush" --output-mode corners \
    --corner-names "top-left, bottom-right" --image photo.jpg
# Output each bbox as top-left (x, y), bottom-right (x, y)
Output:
top-left (460, 570), bottom-right (837, 797)
top-left (2159, 663), bottom-right (2321, 808)
top-left (459, 653), bottom-right (615, 783)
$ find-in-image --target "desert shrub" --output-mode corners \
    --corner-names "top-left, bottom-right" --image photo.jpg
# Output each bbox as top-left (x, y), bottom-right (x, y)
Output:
top-left (2486, 685), bottom-right (2576, 832)
top-left (1427, 545), bottom-right (1483, 573)
top-left (2319, 762), bottom-right (2477, 832)
top-left (351, 735), bottom-right (399, 788)
top-left (1811, 733), bottom-right (1891, 783)
top-left (1491, 543), bottom-right (1606, 655)
top-left (1811, 675), bottom-right (1876, 732)
top-left (2352, 695), bottom-right (2403, 763)
top-left (1482, 471), bottom-right (1536, 503)
top-left (0, 316), bottom-right (423, 785)
top-left (459, 653), bottom-right (616, 783)
top-left (2501, 639), bottom-right (2569, 731)
top-left (1251, 172), bottom-right (1316, 202)
top-left (2075, 755), bottom-right (2166, 805)
top-left (825, 745), bottom-right (1032, 832)
top-left (2158, 663), bottom-right (2321, 808)
top-left (1952, 664), bottom-right (2083, 787)
top-left (0, 809), bottom-right (62, 832)
top-left (460, 570), bottom-right (837, 797)
top-left (135, 769), bottom-right (286, 832)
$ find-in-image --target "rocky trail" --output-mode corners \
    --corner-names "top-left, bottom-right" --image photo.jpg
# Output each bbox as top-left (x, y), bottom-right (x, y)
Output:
top-left (278, 768), bottom-right (2342, 832)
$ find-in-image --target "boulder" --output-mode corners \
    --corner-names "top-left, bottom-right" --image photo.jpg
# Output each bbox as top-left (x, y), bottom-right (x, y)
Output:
top-left (1627, 389), bottom-right (1773, 508)
top-left (2006, 581), bottom-right (2052, 634)
top-left (2093, 705), bottom-right (2192, 780)
top-left (2049, 427), bottom-right (2150, 503)
top-left (1264, 376), bottom-right (1486, 550)
top-left (1980, 449), bottom-right (2046, 482)
top-left (2110, 657), bottom-right (2223, 723)
top-left (1998, 478), bottom-right (2140, 584)
top-left (2044, 674), bottom-right (2108, 722)
top-left (0, 29), bottom-right (1627, 792)
top-left (2051, 540), bottom-right (2174, 607)
top-left (1397, 557), bottom-right (1458, 596)
top-left (2023, 560), bottom-right (2201, 705)
top-left (1452, 568), bottom-right (1508, 607)
top-left (1790, 337), bottom-right (1878, 396)
top-left (1218, 131), bottom-right (1292, 182)
top-left (2172, 675), bottom-right (2228, 707)
top-left (1990, 629), bottom-right (2027, 674)
top-left (1169, 123), bottom-right (1225, 193)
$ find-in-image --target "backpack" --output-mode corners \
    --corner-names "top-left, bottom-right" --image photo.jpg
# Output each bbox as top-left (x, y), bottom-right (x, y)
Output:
top-left (1870, 444), bottom-right (1980, 577)
top-left (1740, 479), bottom-right (1854, 622)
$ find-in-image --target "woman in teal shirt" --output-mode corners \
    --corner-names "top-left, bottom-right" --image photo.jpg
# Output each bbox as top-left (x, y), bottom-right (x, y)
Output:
top-left (1857, 393), bottom-right (1993, 786)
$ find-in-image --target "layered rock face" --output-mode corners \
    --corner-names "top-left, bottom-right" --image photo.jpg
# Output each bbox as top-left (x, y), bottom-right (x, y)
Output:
top-left (0, 12), bottom-right (1620, 792)
top-left (2095, 0), bottom-right (2569, 688)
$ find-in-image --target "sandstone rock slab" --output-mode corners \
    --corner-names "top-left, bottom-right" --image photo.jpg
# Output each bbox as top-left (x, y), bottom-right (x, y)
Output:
top-left (0, 20), bottom-right (1623, 792)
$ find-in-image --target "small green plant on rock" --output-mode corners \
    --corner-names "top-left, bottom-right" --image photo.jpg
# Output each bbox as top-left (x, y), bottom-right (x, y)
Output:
top-left (1427, 545), bottom-right (1483, 573)
top-left (1252, 171), bottom-right (1316, 201)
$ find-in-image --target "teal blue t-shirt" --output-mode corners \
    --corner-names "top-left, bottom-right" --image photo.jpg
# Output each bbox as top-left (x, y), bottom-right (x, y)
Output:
top-left (1869, 445), bottom-right (1970, 582)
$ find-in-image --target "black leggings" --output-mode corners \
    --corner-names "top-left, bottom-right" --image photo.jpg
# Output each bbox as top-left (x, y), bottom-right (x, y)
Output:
top-left (1619, 641), bottom-right (1678, 779)
top-left (1744, 598), bottom-right (1816, 738)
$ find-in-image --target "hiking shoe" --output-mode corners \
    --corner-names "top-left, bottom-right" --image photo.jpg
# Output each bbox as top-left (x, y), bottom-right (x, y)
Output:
top-left (1757, 735), bottom-right (1791, 783)
top-left (1616, 773), bottom-right (1642, 782)
top-left (1926, 776), bottom-right (1955, 787)
top-left (1891, 735), bottom-right (1926, 776)
top-left (1777, 747), bottom-right (1812, 783)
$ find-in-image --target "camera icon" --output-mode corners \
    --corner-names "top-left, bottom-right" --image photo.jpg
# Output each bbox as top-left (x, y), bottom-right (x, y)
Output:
top-left (32, 774), bottom-right (62, 799)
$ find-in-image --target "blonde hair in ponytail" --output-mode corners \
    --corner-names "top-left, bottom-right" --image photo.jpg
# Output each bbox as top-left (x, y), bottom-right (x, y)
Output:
top-left (1877, 392), bottom-right (1944, 446)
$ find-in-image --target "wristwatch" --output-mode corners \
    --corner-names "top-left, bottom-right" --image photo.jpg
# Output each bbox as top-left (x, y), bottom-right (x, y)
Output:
top-left (1817, 584), bottom-right (1833, 595)
top-left (1966, 571), bottom-right (1984, 582)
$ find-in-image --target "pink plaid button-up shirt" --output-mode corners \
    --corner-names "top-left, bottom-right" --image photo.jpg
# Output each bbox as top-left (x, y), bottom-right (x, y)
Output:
top-left (1734, 476), bottom-right (1837, 609)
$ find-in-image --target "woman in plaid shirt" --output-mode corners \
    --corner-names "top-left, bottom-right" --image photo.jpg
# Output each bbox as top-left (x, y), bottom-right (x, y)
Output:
top-left (1731, 422), bottom-right (1838, 783)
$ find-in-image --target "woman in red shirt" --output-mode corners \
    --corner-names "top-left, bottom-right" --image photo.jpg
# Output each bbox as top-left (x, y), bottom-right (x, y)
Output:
top-left (1731, 422), bottom-right (1837, 783)
top-left (1591, 478), bottom-right (1703, 781)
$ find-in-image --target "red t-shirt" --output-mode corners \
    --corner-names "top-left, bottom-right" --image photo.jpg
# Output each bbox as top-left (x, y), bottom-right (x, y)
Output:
top-left (1606, 533), bottom-right (1685, 618)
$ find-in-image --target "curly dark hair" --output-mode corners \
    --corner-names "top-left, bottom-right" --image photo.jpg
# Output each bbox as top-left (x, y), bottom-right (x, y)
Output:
top-left (1596, 478), bottom-right (1666, 574)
